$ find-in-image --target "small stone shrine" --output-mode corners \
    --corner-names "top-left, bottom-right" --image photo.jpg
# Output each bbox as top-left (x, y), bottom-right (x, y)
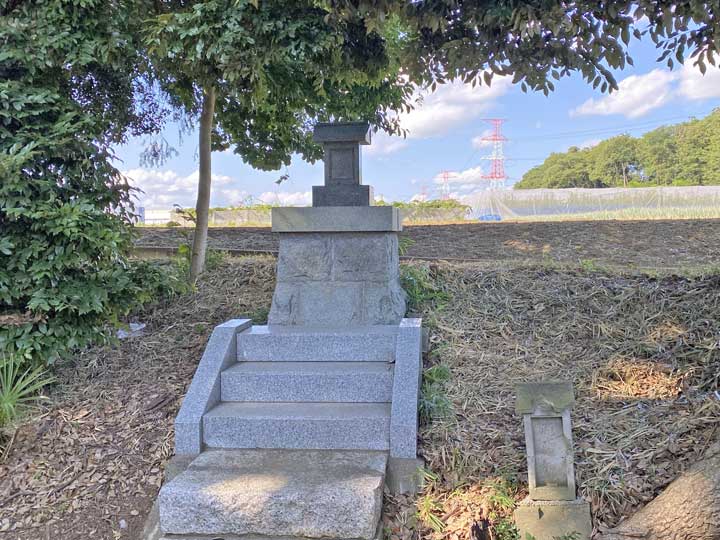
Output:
top-left (513, 382), bottom-right (592, 540)
top-left (145, 122), bottom-right (423, 540)
top-left (269, 122), bottom-right (406, 326)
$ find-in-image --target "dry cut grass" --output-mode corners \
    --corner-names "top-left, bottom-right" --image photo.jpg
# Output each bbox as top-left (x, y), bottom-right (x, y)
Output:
top-left (1, 256), bottom-right (718, 540)
top-left (385, 262), bottom-right (720, 540)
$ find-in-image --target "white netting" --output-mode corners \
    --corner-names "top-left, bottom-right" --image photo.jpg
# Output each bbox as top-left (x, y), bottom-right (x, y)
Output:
top-left (465, 186), bottom-right (720, 220)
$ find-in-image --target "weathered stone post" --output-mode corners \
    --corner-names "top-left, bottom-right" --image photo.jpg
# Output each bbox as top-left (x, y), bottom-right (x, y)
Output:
top-left (514, 382), bottom-right (592, 540)
top-left (269, 122), bottom-right (406, 326)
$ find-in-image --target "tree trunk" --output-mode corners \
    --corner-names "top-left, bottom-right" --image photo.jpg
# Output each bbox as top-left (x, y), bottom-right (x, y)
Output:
top-left (189, 85), bottom-right (216, 284)
top-left (597, 442), bottom-right (720, 540)
top-left (622, 163), bottom-right (628, 187)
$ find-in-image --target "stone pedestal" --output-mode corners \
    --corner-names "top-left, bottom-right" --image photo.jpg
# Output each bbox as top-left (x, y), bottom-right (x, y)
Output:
top-left (514, 498), bottom-right (592, 540)
top-left (268, 206), bottom-right (406, 326)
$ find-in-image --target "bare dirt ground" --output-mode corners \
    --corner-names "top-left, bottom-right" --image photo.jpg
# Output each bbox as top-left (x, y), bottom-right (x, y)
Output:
top-left (2, 220), bottom-right (719, 540)
top-left (136, 219), bottom-right (720, 270)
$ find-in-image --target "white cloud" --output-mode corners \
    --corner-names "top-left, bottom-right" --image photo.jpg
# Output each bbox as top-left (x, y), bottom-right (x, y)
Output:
top-left (364, 134), bottom-right (408, 157)
top-left (257, 191), bottom-right (311, 206)
top-left (678, 62), bottom-right (720, 100)
top-left (123, 168), bottom-right (251, 209)
top-left (432, 166), bottom-right (487, 186)
top-left (471, 129), bottom-right (495, 149)
top-left (362, 76), bottom-right (511, 157)
top-left (409, 192), bottom-right (428, 202)
top-left (395, 77), bottom-right (511, 139)
top-left (570, 63), bottom-right (720, 119)
top-left (579, 138), bottom-right (601, 149)
top-left (571, 69), bottom-right (677, 119)
top-left (363, 77), bottom-right (512, 157)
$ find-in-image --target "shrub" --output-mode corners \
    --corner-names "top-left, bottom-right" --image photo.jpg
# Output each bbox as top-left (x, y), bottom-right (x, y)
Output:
top-left (0, 2), bottom-right (171, 369)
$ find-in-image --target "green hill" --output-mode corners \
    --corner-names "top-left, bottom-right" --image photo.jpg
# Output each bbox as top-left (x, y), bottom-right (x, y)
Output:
top-left (516, 109), bottom-right (720, 189)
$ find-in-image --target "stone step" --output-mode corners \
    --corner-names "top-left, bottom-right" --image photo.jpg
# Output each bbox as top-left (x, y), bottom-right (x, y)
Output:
top-left (203, 402), bottom-right (390, 451)
top-left (237, 325), bottom-right (398, 362)
top-left (221, 361), bottom-right (394, 403)
top-left (159, 449), bottom-right (386, 539)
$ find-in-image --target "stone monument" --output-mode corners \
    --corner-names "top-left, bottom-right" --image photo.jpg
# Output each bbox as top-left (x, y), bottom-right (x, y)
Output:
top-left (145, 122), bottom-right (423, 540)
top-left (513, 382), bottom-right (592, 540)
top-left (269, 122), bottom-right (406, 327)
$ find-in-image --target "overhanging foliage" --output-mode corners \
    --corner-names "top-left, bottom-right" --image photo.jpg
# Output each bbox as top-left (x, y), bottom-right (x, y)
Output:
top-left (0, 0), bottom-right (176, 366)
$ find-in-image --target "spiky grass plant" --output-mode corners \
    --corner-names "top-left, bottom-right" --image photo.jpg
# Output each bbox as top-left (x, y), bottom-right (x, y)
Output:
top-left (0, 355), bottom-right (54, 428)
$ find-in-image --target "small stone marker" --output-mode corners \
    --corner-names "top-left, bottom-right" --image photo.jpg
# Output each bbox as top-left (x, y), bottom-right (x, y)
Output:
top-left (312, 122), bottom-right (373, 207)
top-left (513, 382), bottom-right (592, 540)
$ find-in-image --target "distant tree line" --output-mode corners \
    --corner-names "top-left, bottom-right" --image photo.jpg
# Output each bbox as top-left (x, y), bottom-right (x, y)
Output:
top-left (516, 109), bottom-right (720, 189)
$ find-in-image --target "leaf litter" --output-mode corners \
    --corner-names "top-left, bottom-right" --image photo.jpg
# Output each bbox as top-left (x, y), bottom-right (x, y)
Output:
top-left (1, 255), bottom-right (718, 540)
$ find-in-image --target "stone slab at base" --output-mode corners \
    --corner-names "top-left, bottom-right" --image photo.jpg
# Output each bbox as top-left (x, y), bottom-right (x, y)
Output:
top-left (159, 449), bottom-right (386, 540)
top-left (271, 206), bottom-right (401, 233)
top-left (514, 498), bottom-right (592, 540)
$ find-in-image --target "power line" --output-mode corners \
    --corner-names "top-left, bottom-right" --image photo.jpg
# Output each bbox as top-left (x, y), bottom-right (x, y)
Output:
top-left (512, 114), bottom-right (693, 141)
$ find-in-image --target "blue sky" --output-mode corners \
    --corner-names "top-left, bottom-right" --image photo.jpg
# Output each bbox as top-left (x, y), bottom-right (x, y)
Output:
top-left (115, 37), bottom-right (720, 210)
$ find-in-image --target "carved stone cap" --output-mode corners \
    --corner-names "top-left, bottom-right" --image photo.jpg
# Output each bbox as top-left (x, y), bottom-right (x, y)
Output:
top-left (313, 122), bottom-right (371, 145)
top-left (515, 381), bottom-right (575, 415)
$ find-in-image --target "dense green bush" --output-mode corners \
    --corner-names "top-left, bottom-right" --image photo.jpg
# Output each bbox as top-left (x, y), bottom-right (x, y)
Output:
top-left (0, 0), bottom-right (175, 369)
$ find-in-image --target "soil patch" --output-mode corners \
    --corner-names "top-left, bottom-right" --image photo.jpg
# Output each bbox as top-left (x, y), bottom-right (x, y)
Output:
top-left (136, 219), bottom-right (720, 270)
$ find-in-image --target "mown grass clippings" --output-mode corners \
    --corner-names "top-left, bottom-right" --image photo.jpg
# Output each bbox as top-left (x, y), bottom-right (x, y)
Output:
top-left (390, 260), bottom-right (720, 540)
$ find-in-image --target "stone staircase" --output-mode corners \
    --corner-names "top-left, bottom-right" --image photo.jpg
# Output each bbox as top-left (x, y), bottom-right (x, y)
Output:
top-left (156, 321), bottom-right (422, 540)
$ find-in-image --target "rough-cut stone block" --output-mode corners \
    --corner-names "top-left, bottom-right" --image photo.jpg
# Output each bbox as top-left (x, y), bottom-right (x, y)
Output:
top-left (313, 184), bottom-right (373, 207)
top-left (390, 319), bottom-right (423, 459)
top-left (202, 402), bottom-right (390, 450)
top-left (238, 325), bottom-right (398, 362)
top-left (333, 234), bottom-right (397, 282)
top-left (293, 281), bottom-right (364, 326)
top-left (269, 230), bottom-right (406, 326)
top-left (174, 319), bottom-right (252, 455)
top-left (159, 449), bottom-right (385, 539)
top-left (363, 283), bottom-right (407, 325)
top-left (386, 457), bottom-right (424, 495)
top-left (272, 207), bottom-right (401, 233)
top-left (221, 361), bottom-right (393, 403)
top-left (276, 235), bottom-right (331, 281)
top-left (267, 283), bottom-right (300, 325)
top-left (513, 498), bottom-right (592, 540)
